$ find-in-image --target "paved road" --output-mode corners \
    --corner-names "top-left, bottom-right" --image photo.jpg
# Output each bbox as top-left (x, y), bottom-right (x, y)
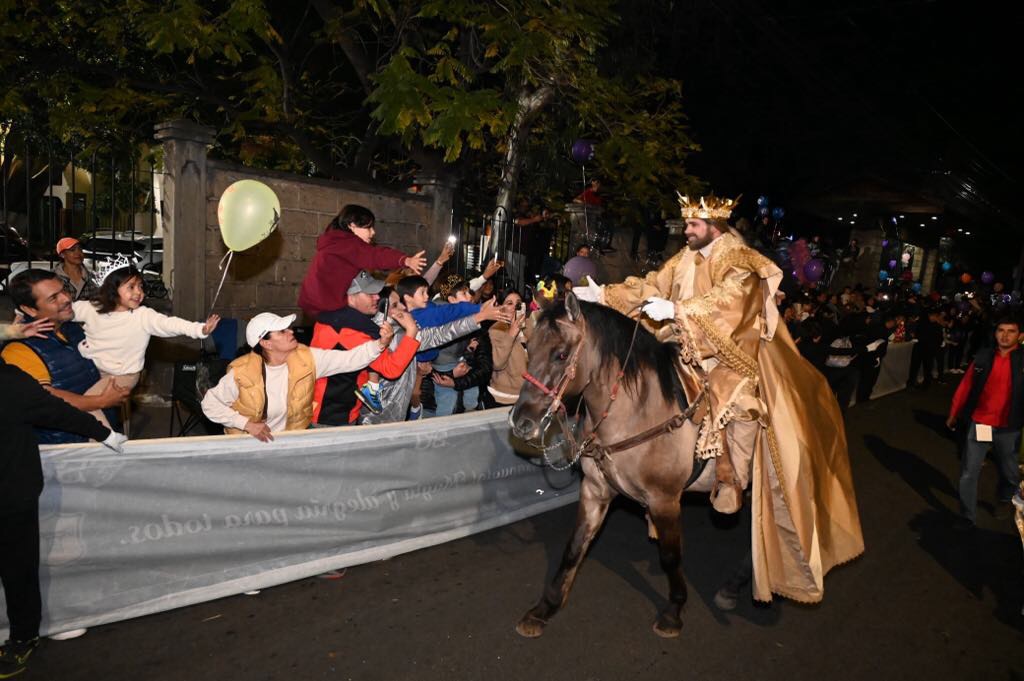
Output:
top-left (23, 384), bottom-right (1023, 680)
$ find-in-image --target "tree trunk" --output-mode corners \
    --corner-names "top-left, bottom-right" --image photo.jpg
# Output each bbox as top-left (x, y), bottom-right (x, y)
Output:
top-left (490, 84), bottom-right (554, 261)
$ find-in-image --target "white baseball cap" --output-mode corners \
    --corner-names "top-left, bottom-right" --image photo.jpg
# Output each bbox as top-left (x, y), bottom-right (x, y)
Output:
top-left (246, 312), bottom-right (296, 348)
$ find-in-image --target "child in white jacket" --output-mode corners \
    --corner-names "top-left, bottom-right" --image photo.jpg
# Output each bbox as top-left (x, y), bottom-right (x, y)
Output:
top-left (72, 262), bottom-right (219, 427)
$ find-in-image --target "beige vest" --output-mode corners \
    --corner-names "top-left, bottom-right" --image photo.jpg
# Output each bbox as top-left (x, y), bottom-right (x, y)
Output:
top-left (225, 345), bottom-right (316, 434)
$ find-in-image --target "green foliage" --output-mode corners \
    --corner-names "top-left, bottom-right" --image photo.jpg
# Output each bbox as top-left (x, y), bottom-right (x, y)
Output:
top-left (0, 0), bottom-right (701, 212)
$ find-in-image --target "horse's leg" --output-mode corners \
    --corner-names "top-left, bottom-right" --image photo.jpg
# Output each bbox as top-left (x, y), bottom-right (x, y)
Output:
top-left (516, 477), bottom-right (613, 638)
top-left (648, 499), bottom-right (687, 638)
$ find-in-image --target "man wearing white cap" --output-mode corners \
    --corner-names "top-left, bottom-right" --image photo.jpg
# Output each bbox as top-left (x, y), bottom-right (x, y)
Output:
top-left (201, 312), bottom-right (392, 441)
top-left (52, 237), bottom-right (97, 301)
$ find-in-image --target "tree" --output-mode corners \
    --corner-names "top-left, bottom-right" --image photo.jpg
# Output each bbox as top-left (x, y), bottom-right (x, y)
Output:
top-left (0, 1), bottom-right (701, 230)
top-left (366, 0), bottom-right (701, 238)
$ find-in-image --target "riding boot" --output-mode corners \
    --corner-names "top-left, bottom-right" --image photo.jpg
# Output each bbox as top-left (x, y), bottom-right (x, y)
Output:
top-left (710, 434), bottom-right (743, 514)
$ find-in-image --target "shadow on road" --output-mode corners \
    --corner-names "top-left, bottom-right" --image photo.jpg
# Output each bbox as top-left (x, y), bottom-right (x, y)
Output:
top-left (863, 434), bottom-right (958, 514)
top-left (492, 492), bottom-right (783, 633)
top-left (908, 509), bottom-right (1024, 631)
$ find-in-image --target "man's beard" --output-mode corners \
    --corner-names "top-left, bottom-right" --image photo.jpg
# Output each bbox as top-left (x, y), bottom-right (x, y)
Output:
top-left (687, 233), bottom-right (715, 251)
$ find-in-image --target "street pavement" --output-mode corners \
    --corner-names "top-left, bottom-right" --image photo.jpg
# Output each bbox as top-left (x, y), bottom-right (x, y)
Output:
top-left (21, 381), bottom-right (1024, 681)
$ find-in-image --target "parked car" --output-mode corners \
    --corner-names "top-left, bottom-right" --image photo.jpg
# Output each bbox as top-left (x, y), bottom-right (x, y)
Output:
top-left (80, 231), bottom-right (163, 273)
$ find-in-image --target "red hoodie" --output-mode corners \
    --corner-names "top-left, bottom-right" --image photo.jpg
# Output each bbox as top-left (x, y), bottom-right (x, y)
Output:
top-left (297, 229), bottom-right (409, 319)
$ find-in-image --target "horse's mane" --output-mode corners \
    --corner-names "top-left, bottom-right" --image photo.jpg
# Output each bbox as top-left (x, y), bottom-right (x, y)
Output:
top-left (538, 300), bottom-right (679, 403)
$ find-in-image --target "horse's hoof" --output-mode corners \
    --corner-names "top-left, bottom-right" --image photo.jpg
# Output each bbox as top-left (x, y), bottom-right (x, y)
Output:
top-left (515, 615), bottom-right (547, 638)
top-left (652, 618), bottom-right (682, 639)
top-left (713, 587), bottom-right (739, 611)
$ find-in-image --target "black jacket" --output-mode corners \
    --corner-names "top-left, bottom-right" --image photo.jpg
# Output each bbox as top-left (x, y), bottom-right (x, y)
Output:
top-left (1, 361), bottom-right (111, 511)
top-left (959, 346), bottom-right (1024, 430)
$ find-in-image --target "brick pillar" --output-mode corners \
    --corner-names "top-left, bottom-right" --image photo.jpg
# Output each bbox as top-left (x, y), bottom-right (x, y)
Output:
top-left (414, 172), bottom-right (457, 247)
top-left (154, 120), bottom-right (216, 321)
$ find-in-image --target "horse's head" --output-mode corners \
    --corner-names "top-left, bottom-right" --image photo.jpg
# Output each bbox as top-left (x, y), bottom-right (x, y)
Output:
top-left (510, 293), bottom-right (594, 444)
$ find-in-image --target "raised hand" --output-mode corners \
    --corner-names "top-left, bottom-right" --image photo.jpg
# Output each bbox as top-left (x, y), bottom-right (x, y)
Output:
top-left (377, 319), bottom-right (395, 349)
top-left (436, 241), bottom-right (455, 266)
top-left (390, 308), bottom-right (419, 337)
top-left (483, 257), bottom-right (504, 280)
top-left (9, 318), bottom-right (55, 339)
top-left (202, 314), bottom-right (221, 335)
top-left (475, 298), bottom-right (511, 324)
top-left (404, 250), bottom-right (428, 274)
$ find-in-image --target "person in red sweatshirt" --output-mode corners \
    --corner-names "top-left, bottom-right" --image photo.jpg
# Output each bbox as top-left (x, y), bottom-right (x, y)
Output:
top-left (946, 317), bottom-right (1023, 528)
top-left (297, 204), bottom-right (427, 319)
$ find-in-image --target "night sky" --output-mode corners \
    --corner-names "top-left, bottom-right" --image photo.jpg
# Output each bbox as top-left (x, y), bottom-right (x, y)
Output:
top-left (625, 0), bottom-right (1022, 260)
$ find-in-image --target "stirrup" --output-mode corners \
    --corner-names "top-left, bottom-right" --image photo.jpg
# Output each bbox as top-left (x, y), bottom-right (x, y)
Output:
top-left (710, 480), bottom-right (743, 514)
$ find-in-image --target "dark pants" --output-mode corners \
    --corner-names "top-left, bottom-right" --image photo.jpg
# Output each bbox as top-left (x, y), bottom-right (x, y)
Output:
top-left (824, 365), bottom-right (859, 413)
top-left (909, 344), bottom-right (937, 387)
top-left (0, 502), bottom-right (41, 641)
top-left (857, 358), bottom-right (881, 402)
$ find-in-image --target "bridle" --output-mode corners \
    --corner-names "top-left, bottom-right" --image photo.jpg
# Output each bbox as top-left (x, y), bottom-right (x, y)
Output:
top-left (521, 320), bottom-right (588, 426)
top-left (518, 311), bottom-right (701, 471)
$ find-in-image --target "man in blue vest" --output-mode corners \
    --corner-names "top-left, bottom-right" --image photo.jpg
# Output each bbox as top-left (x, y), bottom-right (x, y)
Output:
top-left (1, 269), bottom-right (128, 443)
top-left (946, 317), bottom-right (1024, 529)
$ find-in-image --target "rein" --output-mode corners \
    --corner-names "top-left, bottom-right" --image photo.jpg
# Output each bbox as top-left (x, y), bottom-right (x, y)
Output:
top-left (521, 310), bottom-right (703, 470)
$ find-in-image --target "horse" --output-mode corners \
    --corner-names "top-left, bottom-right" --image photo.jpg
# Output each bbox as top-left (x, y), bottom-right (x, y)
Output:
top-left (510, 292), bottom-right (727, 638)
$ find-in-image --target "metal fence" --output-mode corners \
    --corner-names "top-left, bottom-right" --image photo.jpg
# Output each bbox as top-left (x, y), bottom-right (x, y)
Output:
top-left (451, 209), bottom-right (573, 292)
top-left (0, 136), bottom-right (167, 297)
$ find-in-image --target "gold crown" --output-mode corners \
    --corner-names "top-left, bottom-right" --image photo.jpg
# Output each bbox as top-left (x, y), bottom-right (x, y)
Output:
top-left (677, 193), bottom-right (740, 220)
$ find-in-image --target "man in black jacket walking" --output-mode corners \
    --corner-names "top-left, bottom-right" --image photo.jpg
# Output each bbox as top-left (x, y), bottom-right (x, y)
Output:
top-left (0, 361), bottom-right (126, 678)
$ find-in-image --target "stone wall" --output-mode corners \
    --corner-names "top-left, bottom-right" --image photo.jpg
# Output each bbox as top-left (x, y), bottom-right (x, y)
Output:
top-left (204, 161), bottom-right (436, 324)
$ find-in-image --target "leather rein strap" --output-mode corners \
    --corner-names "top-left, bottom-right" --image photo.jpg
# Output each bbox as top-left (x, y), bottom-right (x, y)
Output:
top-left (523, 311), bottom-right (704, 467)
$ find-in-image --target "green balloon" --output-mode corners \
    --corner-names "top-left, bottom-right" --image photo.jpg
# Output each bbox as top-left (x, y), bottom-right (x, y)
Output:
top-left (217, 180), bottom-right (281, 251)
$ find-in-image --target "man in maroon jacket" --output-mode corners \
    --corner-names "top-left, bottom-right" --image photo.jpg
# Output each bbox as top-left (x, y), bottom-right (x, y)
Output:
top-left (297, 204), bottom-right (426, 319)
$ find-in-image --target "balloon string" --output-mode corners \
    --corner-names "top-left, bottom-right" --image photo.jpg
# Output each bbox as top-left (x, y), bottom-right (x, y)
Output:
top-left (209, 250), bottom-right (234, 313)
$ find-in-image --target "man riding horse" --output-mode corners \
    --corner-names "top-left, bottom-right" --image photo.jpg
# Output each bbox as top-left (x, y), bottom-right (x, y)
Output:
top-left (574, 193), bottom-right (864, 604)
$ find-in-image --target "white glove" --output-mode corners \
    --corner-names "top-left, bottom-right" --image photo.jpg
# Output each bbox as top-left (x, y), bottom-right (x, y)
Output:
top-left (102, 431), bottom-right (128, 454)
top-left (573, 276), bottom-right (604, 304)
top-left (641, 297), bottom-right (676, 322)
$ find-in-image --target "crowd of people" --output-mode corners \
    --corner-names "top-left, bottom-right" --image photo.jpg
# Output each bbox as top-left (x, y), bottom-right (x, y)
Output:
top-left (0, 197), bottom-right (1018, 676)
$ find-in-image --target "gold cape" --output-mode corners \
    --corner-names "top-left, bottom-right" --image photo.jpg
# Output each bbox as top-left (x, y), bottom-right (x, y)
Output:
top-left (604, 233), bottom-right (864, 603)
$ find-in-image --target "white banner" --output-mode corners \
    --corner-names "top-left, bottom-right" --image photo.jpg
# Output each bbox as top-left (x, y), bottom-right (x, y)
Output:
top-left (1, 409), bottom-right (578, 638)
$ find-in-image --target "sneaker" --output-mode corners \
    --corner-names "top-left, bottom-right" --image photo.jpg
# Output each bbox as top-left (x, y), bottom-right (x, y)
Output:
top-left (354, 385), bottom-right (383, 414)
top-left (408, 404), bottom-right (423, 421)
top-left (0, 637), bottom-right (39, 678)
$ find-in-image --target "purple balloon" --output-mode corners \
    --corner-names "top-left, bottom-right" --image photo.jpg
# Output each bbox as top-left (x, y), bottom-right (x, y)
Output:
top-left (803, 258), bottom-right (825, 282)
top-left (571, 139), bottom-right (595, 164)
top-left (881, 239), bottom-right (889, 248)
top-left (981, 271), bottom-right (995, 285)
top-left (888, 259), bottom-right (897, 269)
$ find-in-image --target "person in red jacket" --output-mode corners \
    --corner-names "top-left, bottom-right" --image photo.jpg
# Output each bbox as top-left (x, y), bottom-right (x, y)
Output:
top-left (946, 318), bottom-right (1024, 528)
top-left (297, 204), bottom-right (427, 319)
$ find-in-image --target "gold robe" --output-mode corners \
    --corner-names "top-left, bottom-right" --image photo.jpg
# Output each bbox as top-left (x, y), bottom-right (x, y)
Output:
top-left (604, 232), bottom-right (864, 603)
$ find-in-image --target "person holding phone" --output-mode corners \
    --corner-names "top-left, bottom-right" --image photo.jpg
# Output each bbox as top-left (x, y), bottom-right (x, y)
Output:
top-left (486, 288), bottom-right (533, 405)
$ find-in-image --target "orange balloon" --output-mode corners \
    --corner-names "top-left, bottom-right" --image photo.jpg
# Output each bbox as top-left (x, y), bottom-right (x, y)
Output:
top-left (960, 273), bottom-right (972, 284)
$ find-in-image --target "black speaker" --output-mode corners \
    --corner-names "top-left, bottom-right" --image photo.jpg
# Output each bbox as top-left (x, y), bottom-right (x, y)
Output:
top-left (170, 354), bottom-right (230, 436)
